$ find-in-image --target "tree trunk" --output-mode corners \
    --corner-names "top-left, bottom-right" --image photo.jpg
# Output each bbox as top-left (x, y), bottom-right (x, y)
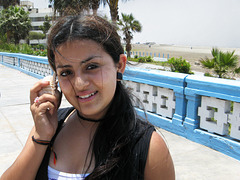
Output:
top-left (109, 4), bottom-right (119, 25)
top-left (91, 0), bottom-right (99, 16)
top-left (6, 31), bottom-right (11, 43)
top-left (93, 8), bottom-right (98, 15)
top-left (14, 35), bottom-right (20, 45)
top-left (126, 42), bottom-right (132, 58)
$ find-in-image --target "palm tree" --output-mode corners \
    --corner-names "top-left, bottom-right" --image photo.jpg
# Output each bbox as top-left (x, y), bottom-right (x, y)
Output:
top-left (89, 0), bottom-right (101, 15)
top-left (87, 0), bottom-right (128, 19)
top-left (200, 48), bottom-right (240, 78)
top-left (49, 0), bottom-right (89, 16)
top-left (118, 13), bottom-right (142, 58)
top-left (102, 0), bottom-right (129, 24)
top-left (0, 6), bottom-right (31, 44)
top-left (49, 0), bottom-right (130, 23)
top-left (0, 0), bottom-right (20, 9)
top-left (49, 0), bottom-right (64, 16)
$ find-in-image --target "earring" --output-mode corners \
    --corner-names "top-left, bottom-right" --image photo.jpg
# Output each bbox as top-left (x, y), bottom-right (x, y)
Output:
top-left (117, 72), bottom-right (123, 80)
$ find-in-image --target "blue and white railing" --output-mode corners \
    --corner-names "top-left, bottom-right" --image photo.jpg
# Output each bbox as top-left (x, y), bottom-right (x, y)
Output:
top-left (0, 52), bottom-right (52, 79)
top-left (1, 52), bottom-right (240, 161)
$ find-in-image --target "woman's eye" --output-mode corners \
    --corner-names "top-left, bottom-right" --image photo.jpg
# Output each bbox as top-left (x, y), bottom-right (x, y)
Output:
top-left (86, 64), bottom-right (99, 70)
top-left (60, 70), bottom-right (72, 77)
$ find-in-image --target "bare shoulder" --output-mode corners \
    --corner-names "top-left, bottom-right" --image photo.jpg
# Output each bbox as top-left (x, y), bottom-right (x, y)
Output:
top-left (144, 131), bottom-right (175, 180)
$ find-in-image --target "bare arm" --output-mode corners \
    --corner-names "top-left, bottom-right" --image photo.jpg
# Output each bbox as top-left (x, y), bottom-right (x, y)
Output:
top-left (144, 131), bottom-right (175, 180)
top-left (0, 80), bottom-right (60, 180)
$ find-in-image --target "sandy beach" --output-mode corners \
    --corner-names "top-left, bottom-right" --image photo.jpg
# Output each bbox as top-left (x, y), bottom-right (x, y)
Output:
top-left (131, 44), bottom-right (240, 75)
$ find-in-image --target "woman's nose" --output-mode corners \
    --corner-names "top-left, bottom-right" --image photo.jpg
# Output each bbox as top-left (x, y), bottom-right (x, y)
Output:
top-left (73, 75), bottom-right (89, 90)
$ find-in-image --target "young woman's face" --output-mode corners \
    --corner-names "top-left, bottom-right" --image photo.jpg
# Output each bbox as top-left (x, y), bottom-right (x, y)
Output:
top-left (55, 40), bottom-right (119, 120)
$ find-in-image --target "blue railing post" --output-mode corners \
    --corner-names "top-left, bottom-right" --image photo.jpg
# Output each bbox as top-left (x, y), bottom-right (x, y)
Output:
top-left (183, 93), bottom-right (201, 130)
top-left (172, 91), bottom-right (187, 127)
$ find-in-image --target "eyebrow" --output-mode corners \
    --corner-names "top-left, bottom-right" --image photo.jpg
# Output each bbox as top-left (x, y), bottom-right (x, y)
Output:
top-left (56, 64), bottom-right (72, 69)
top-left (81, 55), bottom-right (102, 64)
top-left (56, 55), bottom-right (102, 69)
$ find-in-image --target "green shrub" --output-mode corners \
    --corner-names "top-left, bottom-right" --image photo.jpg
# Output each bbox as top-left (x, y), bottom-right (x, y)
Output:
top-left (0, 43), bottom-right (33, 54)
top-left (146, 56), bottom-right (153, 62)
top-left (204, 72), bottom-right (214, 77)
top-left (29, 31), bottom-right (46, 40)
top-left (134, 55), bottom-right (138, 59)
top-left (136, 56), bottom-right (154, 63)
top-left (0, 43), bottom-right (47, 56)
top-left (33, 49), bottom-right (47, 56)
top-left (167, 57), bottom-right (193, 74)
top-left (3, 43), bottom-right (19, 52)
top-left (19, 43), bottom-right (34, 54)
top-left (32, 44), bottom-right (45, 50)
top-left (138, 57), bottom-right (146, 63)
top-left (0, 33), bottom-right (7, 44)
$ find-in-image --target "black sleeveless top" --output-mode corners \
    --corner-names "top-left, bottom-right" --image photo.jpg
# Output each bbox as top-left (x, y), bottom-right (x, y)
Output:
top-left (35, 107), bottom-right (155, 180)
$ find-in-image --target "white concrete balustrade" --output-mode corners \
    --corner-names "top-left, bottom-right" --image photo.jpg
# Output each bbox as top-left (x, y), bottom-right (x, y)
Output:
top-left (125, 81), bottom-right (175, 118)
top-left (198, 96), bottom-right (231, 136)
top-left (1, 53), bottom-right (51, 79)
top-left (19, 59), bottom-right (52, 77)
top-left (3, 56), bottom-right (17, 66)
top-left (228, 102), bottom-right (240, 140)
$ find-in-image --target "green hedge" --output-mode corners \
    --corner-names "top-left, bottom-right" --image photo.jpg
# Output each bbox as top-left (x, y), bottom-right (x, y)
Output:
top-left (167, 57), bottom-right (193, 74)
top-left (0, 43), bottom-right (47, 56)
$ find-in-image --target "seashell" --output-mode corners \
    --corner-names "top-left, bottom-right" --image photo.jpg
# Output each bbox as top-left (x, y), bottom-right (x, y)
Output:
top-left (39, 73), bottom-right (57, 96)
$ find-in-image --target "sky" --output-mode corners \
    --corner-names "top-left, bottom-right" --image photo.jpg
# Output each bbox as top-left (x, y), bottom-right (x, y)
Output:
top-left (23, 0), bottom-right (240, 48)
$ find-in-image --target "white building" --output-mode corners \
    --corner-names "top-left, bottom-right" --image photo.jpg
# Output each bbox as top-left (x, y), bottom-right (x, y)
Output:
top-left (20, 1), bottom-right (56, 32)
top-left (29, 8), bottom-right (55, 33)
top-left (20, 1), bottom-right (58, 45)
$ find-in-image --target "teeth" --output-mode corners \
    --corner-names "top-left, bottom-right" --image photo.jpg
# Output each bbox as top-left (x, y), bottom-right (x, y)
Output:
top-left (79, 92), bottom-right (96, 99)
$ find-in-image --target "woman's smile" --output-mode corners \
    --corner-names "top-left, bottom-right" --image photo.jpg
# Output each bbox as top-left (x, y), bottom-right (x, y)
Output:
top-left (77, 91), bottom-right (98, 102)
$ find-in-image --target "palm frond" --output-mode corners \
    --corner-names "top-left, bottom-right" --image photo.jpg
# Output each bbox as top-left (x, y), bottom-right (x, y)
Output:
top-left (200, 58), bottom-right (215, 69)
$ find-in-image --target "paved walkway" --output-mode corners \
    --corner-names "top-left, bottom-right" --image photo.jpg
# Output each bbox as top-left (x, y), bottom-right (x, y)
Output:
top-left (0, 64), bottom-right (240, 179)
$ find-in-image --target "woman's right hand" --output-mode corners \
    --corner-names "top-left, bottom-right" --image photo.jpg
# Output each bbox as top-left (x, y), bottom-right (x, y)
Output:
top-left (30, 80), bottom-right (60, 140)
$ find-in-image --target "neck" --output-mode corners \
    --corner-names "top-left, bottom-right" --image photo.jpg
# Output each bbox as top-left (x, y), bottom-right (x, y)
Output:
top-left (76, 110), bottom-right (102, 123)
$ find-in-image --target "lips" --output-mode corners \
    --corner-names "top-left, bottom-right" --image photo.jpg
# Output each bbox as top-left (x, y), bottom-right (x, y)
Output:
top-left (77, 91), bottom-right (98, 99)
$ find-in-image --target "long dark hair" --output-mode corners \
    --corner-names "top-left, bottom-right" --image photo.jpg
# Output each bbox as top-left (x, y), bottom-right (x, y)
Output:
top-left (47, 15), bottom-right (140, 179)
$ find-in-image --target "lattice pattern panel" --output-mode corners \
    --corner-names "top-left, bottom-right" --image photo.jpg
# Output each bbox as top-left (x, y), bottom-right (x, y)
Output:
top-left (19, 59), bottom-right (52, 77)
top-left (198, 96), bottom-right (240, 140)
top-left (198, 96), bottom-right (230, 135)
top-left (228, 102), bottom-right (240, 140)
top-left (3, 56), bottom-right (17, 66)
top-left (124, 81), bottom-right (175, 119)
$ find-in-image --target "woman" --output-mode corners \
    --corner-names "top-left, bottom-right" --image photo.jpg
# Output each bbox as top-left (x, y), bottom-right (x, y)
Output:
top-left (0, 15), bottom-right (175, 180)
